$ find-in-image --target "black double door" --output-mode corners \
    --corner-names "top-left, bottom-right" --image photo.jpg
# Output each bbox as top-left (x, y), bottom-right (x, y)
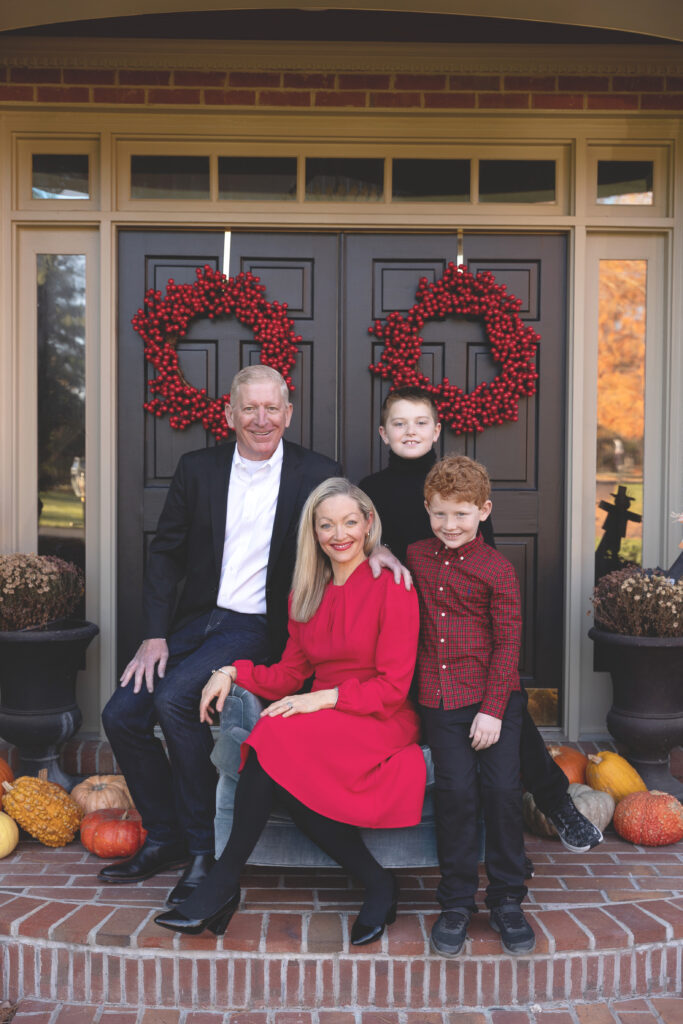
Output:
top-left (118, 230), bottom-right (566, 721)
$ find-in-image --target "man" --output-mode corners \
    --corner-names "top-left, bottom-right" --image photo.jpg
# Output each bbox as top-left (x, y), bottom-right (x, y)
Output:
top-left (100, 365), bottom-right (341, 903)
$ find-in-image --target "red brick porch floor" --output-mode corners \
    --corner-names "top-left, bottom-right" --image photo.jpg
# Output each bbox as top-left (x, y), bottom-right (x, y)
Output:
top-left (0, 745), bottom-right (681, 1020)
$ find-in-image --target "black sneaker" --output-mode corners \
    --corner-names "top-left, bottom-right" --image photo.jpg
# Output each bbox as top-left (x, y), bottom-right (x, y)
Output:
top-left (489, 900), bottom-right (536, 954)
top-left (548, 793), bottom-right (603, 853)
top-left (430, 908), bottom-right (471, 957)
top-left (524, 855), bottom-right (535, 879)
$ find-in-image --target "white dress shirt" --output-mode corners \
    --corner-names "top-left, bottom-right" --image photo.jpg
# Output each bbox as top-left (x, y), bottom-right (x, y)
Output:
top-left (216, 441), bottom-right (284, 614)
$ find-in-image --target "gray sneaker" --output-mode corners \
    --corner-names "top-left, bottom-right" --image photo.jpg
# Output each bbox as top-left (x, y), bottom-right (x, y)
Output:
top-left (430, 908), bottom-right (471, 957)
top-left (548, 793), bottom-right (603, 853)
top-left (489, 899), bottom-right (536, 954)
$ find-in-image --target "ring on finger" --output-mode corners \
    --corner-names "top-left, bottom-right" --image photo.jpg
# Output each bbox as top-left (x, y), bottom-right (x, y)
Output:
top-left (287, 701), bottom-right (294, 710)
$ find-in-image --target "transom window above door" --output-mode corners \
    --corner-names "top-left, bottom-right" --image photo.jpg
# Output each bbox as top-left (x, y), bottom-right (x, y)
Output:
top-left (113, 140), bottom-right (571, 212)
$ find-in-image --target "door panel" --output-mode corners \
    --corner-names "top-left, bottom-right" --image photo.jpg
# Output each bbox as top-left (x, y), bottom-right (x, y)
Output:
top-left (118, 232), bottom-right (225, 672)
top-left (117, 231), bottom-right (338, 670)
top-left (341, 233), bottom-right (566, 709)
top-left (118, 229), bottom-right (566, 723)
top-left (343, 237), bottom-right (460, 481)
top-left (229, 233), bottom-right (339, 460)
top-left (466, 234), bottom-right (567, 703)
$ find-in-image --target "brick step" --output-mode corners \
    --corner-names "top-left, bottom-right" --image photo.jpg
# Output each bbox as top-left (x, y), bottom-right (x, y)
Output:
top-left (8, 995), bottom-right (683, 1023)
top-left (1, 838), bottom-right (682, 1010)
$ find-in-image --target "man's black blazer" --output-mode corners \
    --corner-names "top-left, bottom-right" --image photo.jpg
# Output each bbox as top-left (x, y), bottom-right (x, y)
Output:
top-left (143, 440), bottom-right (341, 661)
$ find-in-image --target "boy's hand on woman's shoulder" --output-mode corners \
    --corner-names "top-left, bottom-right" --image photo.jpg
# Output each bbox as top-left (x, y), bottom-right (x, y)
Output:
top-left (469, 712), bottom-right (501, 750)
top-left (368, 545), bottom-right (412, 589)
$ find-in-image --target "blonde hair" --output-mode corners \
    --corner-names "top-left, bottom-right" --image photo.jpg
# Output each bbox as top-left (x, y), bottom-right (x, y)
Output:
top-left (229, 365), bottom-right (290, 409)
top-left (290, 478), bottom-right (382, 622)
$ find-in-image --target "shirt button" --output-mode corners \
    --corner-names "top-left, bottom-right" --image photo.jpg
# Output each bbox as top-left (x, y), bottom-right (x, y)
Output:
top-left (459, 556), bottom-right (464, 561)
top-left (445, 561), bottom-right (449, 566)
top-left (439, 586), bottom-right (443, 592)
top-left (441, 612), bottom-right (446, 617)
top-left (440, 638), bottom-right (445, 643)
top-left (441, 665), bottom-right (446, 670)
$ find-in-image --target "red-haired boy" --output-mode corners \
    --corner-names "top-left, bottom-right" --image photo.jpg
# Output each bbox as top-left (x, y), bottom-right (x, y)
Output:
top-left (407, 455), bottom-right (534, 956)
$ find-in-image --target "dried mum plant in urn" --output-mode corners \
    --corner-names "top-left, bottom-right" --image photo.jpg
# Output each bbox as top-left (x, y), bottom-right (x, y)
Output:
top-left (0, 554), bottom-right (84, 632)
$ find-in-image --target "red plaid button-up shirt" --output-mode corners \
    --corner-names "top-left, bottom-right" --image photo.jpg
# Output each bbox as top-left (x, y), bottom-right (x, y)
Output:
top-left (406, 532), bottom-right (522, 719)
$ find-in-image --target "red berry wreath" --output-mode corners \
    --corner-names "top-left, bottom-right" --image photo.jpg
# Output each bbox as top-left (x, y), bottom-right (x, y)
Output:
top-left (132, 265), bottom-right (300, 441)
top-left (369, 262), bottom-right (540, 434)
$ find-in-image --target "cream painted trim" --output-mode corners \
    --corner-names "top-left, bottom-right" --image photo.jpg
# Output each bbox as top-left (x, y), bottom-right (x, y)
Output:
top-left (0, 120), bottom-right (13, 553)
top-left (15, 227), bottom-right (103, 731)
top-left (3, 37), bottom-right (683, 75)
top-left (580, 232), bottom-right (669, 737)
top-left (16, 136), bottom-right (101, 211)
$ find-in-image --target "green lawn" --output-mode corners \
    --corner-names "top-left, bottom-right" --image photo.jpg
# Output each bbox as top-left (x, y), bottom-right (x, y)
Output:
top-left (39, 487), bottom-right (84, 529)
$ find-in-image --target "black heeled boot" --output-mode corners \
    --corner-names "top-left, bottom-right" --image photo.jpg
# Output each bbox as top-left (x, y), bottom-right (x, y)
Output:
top-left (154, 889), bottom-right (241, 936)
top-left (350, 876), bottom-right (399, 946)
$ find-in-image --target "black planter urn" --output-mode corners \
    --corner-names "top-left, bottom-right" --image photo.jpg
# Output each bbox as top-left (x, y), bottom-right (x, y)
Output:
top-left (589, 626), bottom-right (683, 798)
top-left (0, 620), bottom-right (99, 790)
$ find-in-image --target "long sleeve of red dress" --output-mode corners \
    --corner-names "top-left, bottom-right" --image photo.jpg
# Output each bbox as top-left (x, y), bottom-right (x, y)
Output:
top-left (232, 562), bottom-right (426, 829)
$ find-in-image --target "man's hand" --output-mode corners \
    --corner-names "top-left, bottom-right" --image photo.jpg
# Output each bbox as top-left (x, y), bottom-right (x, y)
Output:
top-left (261, 688), bottom-right (338, 718)
top-left (120, 638), bottom-right (169, 694)
top-left (368, 545), bottom-right (412, 589)
top-left (469, 712), bottom-right (502, 750)
top-left (199, 667), bottom-right (237, 724)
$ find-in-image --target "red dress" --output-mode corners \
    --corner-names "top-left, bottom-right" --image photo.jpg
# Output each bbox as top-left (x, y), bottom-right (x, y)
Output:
top-left (233, 561), bottom-right (426, 829)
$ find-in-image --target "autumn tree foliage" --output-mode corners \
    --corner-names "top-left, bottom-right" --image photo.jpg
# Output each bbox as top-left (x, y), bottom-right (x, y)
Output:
top-left (597, 259), bottom-right (646, 447)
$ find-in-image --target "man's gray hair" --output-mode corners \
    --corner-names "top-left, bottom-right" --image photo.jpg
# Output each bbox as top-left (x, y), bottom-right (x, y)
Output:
top-left (229, 365), bottom-right (290, 409)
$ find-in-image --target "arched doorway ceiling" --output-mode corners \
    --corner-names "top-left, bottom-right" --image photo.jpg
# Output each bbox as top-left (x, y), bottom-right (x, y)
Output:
top-left (3, 0), bottom-right (683, 41)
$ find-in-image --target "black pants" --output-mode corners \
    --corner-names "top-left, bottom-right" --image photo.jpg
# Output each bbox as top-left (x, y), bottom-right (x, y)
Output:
top-left (519, 697), bottom-right (568, 815)
top-left (421, 693), bottom-right (527, 911)
top-left (180, 752), bottom-right (391, 922)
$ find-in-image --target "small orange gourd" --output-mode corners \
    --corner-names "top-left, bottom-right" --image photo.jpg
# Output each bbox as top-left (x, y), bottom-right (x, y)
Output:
top-left (613, 790), bottom-right (683, 847)
top-left (585, 751), bottom-right (647, 803)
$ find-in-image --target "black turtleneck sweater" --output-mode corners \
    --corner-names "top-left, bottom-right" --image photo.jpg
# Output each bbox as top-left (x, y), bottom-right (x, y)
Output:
top-left (359, 449), bottom-right (495, 563)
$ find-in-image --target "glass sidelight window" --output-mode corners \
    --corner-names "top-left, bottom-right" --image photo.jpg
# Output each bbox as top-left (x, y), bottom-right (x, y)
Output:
top-left (594, 259), bottom-right (646, 578)
top-left (36, 254), bottom-right (87, 584)
top-left (586, 234), bottom-right (668, 594)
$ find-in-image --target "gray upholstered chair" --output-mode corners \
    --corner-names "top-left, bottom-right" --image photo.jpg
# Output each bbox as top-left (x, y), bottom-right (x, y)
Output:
top-left (211, 684), bottom-right (441, 868)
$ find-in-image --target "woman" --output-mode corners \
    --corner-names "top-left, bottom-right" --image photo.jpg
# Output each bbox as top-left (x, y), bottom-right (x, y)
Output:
top-left (154, 478), bottom-right (426, 945)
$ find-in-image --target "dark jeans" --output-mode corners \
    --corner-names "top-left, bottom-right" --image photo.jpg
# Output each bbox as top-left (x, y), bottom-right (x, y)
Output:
top-left (421, 694), bottom-right (527, 911)
top-left (519, 699), bottom-right (568, 815)
top-left (102, 608), bottom-right (268, 853)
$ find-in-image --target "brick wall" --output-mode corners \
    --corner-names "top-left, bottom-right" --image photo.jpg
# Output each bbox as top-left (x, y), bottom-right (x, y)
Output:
top-left (2, 66), bottom-right (683, 110)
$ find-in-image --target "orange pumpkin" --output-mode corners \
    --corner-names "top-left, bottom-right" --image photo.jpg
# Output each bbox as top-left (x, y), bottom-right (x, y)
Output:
top-left (585, 751), bottom-right (647, 803)
top-left (80, 808), bottom-right (147, 859)
top-left (613, 790), bottom-right (683, 847)
top-left (70, 775), bottom-right (133, 815)
top-left (546, 745), bottom-right (588, 785)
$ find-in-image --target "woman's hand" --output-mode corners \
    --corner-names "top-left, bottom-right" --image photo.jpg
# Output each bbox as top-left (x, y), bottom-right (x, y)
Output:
top-left (199, 667), bottom-right (237, 723)
top-left (261, 688), bottom-right (338, 719)
top-left (469, 712), bottom-right (502, 750)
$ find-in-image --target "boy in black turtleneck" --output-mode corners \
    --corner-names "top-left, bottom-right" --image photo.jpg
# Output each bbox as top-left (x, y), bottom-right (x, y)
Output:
top-left (359, 388), bottom-right (602, 881)
top-left (359, 388), bottom-right (494, 562)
